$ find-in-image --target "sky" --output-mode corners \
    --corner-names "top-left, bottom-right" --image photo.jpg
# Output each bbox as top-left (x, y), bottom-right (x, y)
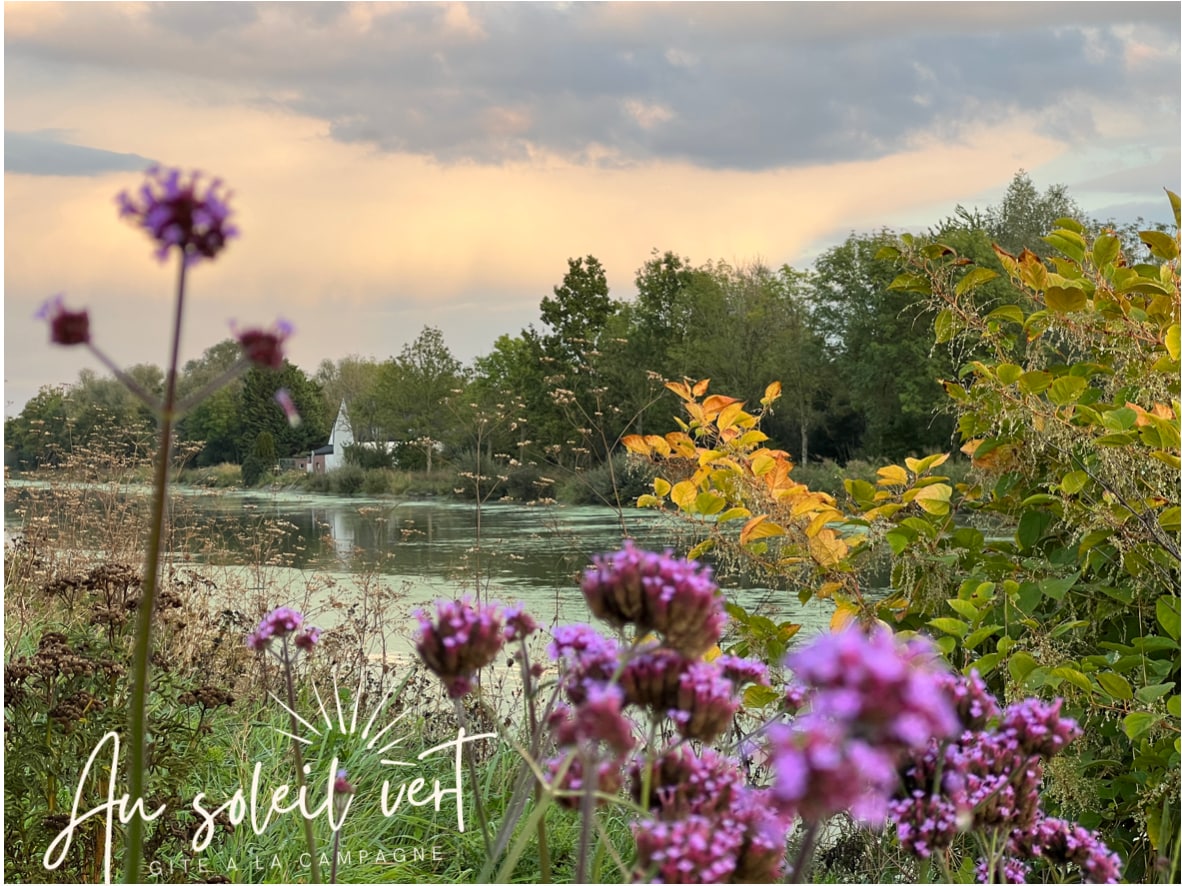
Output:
top-left (3, 1), bottom-right (1180, 418)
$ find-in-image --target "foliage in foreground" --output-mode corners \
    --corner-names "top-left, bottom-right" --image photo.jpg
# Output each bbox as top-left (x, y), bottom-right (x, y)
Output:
top-left (624, 200), bottom-right (1181, 880)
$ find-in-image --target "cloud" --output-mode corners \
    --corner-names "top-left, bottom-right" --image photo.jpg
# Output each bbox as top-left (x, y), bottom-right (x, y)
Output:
top-left (5, 2), bottom-right (1177, 172)
top-left (4, 130), bottom-right (156, 176)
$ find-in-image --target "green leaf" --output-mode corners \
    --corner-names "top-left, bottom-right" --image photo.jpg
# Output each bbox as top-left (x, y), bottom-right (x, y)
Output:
top-left (1041, 573), bottom-right (1079, 601)
top-left (1092, 234), bottom-right (1121, 267)
top-left (885, 529), bottom-right (912, 555)
top-left (1123, 712), bottom-right (1158, 741)
top-left (955, 266), bottom-right (999, 296)
top-left (996, 363), bottom-right (1023, 385)
top-left (1139, 230), bottom-right (1180, 261)
top-left (888, 273), bottom-right (932, 294)
top-left (1168, 695), bottom-right (1181, 718)
top-left (1018, 370), bottom-right (1053, 395)
top-left (1166, 323), bottom-right (1180, 361)
top-left (1048, 375), bottom-right (1088, 405)
top-left (947, 599), bottom-right (980, 621)
top-left (928, 617), bottom-right (969, 638)
top-left (1101, 407), bottom-right (1138, 431)
top-left (743, 684), bottom-right (781, 709)
top-left (1045, 286), bottom-right (1088, 313)
top-left (964, 625), bottom-right (1002, 651)
top-left (971, 652), bottom-right (1001, 677)
top-left (1156, 597), bottom-right (1180, 641)
top-left (1159, 507), bottom-right (1181, 533)
top-left (1043, 230), bottom-right (1087, 263)
top-left (1061, 470), bottom-right (1089, 495)
top-left (687, 538), bottom-right (715, 559)
top-left (717, 506), bottom-right (751, 524)
top-left (1009, 652), bottom-right (1039, 684)
top-left (1097, 672), bottom-right (1134, 701)
top-left (934, 309), bottom-right (955, 344)
top-left (986, 304), bottom-right (1025, 325)
top-left (1050, 666), bottom-right (1093, 694)
top-left (1168, 189), bottom-right (1181, 227)
top-left (1134, 683), bottom-right (1175, 704)
top-left (694, 490), bottom-right (726, 516)
top-left (1015, 582), bottom-right (1043, 616)
top-left (1017, 510), bottom-right (1052, 551)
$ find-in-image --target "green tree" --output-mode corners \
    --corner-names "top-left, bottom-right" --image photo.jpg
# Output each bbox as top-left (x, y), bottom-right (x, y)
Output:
top-left (237, 362), bottom-right (328, 461)
top-left (376, 326), bottom-right (463, 472)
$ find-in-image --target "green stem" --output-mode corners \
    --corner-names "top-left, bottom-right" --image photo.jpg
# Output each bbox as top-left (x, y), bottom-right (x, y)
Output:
top-left (282, 637), bottom-right (322, 884)
top-left (787, 820), bottom-right (821, 884)
top-left (124, 253), bottom-right (188, 884)
top-left (453, 698), bottom-right (492, 856)
top-left (517, 640), bottom-right (551, 882)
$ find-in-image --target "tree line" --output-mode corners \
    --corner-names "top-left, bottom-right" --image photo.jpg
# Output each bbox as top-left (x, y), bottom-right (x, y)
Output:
top-left (5, 172), bottom-right (1158, 478)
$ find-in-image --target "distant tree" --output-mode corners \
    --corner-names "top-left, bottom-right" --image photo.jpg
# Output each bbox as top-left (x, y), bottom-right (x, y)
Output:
top-left (237, 362), bottom-right (328, 460)
top-left (376, 326), bottom-right (463, 472)
top-left (4, 385), bottom-right (72, 469)
top-left (315, 356), bottom-right (385, 442)
top-left (982, 169), bottom-right (1083, 257)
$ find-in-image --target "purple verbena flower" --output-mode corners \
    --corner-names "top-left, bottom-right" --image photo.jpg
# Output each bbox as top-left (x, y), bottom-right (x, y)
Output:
top-left (246, 606), bottom-right (306, 651)
top-left (935, 668), bottom-right (1001, 733)
top-left (581, 541), bottom-right (725, 656)
top-left (620, 647), bottom-right (691, 709)
top-left (633, 814), bottom-right (743, 884)
top-left (631, 746), bottom-right (745, 819)
top-left (716, 654), bottom-right (770, 689)
top-left (976, 856), bottom-right (1030, 884)
top-left (548, 623), bottom-right (620, 704)
top-left (1014, 816), bottom-right (1122, 884)
top-left (727, 787), bottom-right (790, 884)
top-left (37, 295), bottom-right (90, 346)
top-left (672, 660), bottom-right (741, 743)
top-left (544, 751), bottom-right (623, 810)
top-left (785, 627), bottom-right (959, 754)
top-left (415, 597), bottom-right (504, 699)
top-left (118, 166), bottom-right (238, 264)
top-left (274, 388), bottom-right (302, 427)
top-left (235, 319), bottom-right (292, 370)
top-left (504, 602), bottom-right (539, 642)
top-left (769, 715), bottom-right (899, 825)
top-left (294, 626), bottom-right (321, 651)
top-left (1001, 696), bottom-right (1081, 759)
top-left (550, 683), bottom-right (635, 757)
top-left (333, 767), bottom-right (355, 795)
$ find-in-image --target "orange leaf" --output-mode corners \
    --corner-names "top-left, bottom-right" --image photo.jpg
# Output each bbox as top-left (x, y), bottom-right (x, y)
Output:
top-left (691, 378), bottom-right (711, 397)
top-left (621, 434), bottom-right (650, 456)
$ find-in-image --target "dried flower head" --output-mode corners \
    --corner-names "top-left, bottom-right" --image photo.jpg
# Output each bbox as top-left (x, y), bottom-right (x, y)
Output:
top-left (415, 597), bottom-right (504, 699)
top-left (37, 295), bottom-right (91, 346)
top-left (118, 166), bottom-right (237, 264)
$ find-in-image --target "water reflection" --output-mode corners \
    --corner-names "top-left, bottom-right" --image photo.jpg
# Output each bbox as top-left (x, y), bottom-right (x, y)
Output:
top-left (5, 483), bottom-right (836, 643)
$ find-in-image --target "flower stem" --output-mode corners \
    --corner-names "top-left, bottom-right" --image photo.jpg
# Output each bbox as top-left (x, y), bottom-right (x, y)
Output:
top-left (282, 637), bottom-right (322, 884)
top-left (123, 253), bottom-right (188, 883)
top-left (787, 820), bottom-right (821, 884)
top-left (452, 697), bottom-right (492, 856)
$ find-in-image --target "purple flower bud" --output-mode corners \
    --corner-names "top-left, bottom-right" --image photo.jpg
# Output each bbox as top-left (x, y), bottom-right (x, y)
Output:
top-left (504, 602), bottom-right (538, 642)
top-left (246, 606), bottom-right (307, 651)
top-left (294, 626), bottom-right (321, 651)
top-left (1001, 697), bottom-right (1080, 759)
top-left (236, 319), bottom-right (292, 370)
top-left (333, 768), bottom-right (355, 795)
top-left (37, 295), bottom-right (90, 346)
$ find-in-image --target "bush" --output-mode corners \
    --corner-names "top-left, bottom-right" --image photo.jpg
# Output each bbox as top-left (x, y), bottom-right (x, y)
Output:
top-left (556, 454), bottom-right (656, 508)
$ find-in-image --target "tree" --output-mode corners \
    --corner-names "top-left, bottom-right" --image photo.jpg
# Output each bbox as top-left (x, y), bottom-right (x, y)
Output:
top-left (315, 356), bottom-right (385, 443)
top-left (811, 231), bottom-right (956, 459)
top-left (539, 255), bottom-right (616, 362)
top-left (984, 169), bottom-right (1083, 257)
top-left (377, 326), bottom-right (463, 473)
top-left (237, 362), bottom-right (328, 461)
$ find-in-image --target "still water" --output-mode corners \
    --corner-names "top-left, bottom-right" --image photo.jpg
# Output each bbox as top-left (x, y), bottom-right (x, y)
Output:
top-left (4, 483), bottom-right (835, 649)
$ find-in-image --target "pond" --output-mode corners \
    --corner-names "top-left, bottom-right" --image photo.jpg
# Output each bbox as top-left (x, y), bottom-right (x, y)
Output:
top-left (4, 481), bottom-right (836, 653)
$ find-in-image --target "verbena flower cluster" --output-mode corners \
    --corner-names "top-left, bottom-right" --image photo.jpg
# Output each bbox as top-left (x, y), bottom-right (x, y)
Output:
top-left (246, 607), bottom-right (320, 653)
top-left (413, 548), bottom-right (1120, 884)
top-left (769, 627), bottom-right (960, 825)
top-left (890, 669), bottom-right (1120, 883)
top-left (414, 597), bottom-right (505, 699)
top-left (117, 166), bottom-right (238, 264)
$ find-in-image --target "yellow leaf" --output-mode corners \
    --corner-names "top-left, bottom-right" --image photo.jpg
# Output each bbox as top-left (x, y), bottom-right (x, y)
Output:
top-left (621, 434), bottom-right (649, 456)
top-left (904, 453), bottom-right (950, 475)
top-left (913, 483), bottom-right (952, 516)
top-left (809, 528), bottom-right (848, 569)
top-left (751, 452), bottom-right (777, 476)
top-left (702, 644), bottom-right (722, 662)
top-left (817, 581), bottom-right (843, 599)
top-left (830, 602), bottom-right (860, 631)
top-left (877, 464), bottom-right (910, 487)
top-left (716, 401), bottom-right (748, 433)
top-left (653, 477), bottom-right (671, 497)
top-left (740, 515), bottom-right (786, 545)
top-left (761, 381), bottom-right (782, 407)
top-left (670, 480), bottom-right (697, 510)
top-left (702, 394), bottom-right (742, 418)
top-left (1165, 323), bottom-right (1180, 360)
top-left (645, 435), bottom-right (672, 457)
top-left (805, 508), bottom-right (844, 537)
top-left (666, 380), bottom-right (693, 401)
top-left (636, 494), bottom-right (662, 508)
